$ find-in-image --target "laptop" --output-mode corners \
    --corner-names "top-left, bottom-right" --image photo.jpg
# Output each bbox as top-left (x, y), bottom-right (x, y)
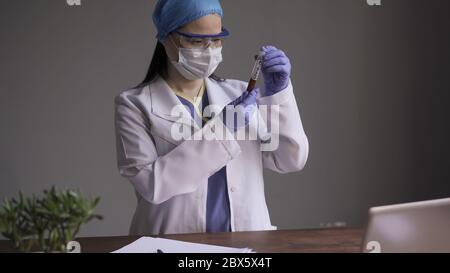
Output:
top-left (362, 198), bottom-right (450, 253)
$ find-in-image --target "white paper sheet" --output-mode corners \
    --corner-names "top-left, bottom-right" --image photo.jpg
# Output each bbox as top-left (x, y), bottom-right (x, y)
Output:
top-left (112, 237), bottom-right (255, 253)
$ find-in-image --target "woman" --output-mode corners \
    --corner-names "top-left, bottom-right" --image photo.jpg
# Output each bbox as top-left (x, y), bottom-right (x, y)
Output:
top-left (114, 0), bottom-right (309, 235)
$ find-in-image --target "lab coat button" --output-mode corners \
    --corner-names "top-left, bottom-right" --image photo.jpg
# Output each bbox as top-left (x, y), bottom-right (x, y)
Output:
top-left (230, 186), bottom-right (237, 192)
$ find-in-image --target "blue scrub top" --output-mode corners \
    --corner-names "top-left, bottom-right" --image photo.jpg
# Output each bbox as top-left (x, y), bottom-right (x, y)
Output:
top-left (173, 84), bottom-right (231, 233)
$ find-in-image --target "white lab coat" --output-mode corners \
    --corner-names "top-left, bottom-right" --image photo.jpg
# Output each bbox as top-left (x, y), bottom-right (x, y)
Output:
top-left (114, 76), bottom-right (309, 235)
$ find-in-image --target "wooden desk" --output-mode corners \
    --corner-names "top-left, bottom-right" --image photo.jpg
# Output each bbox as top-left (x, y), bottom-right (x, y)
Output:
top-left (0, 228), bottom-right (364, 253)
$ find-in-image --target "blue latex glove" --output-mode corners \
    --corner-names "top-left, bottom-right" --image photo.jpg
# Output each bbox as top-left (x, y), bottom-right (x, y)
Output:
top-left (261, 46), bottom-right (292, 97)
top-left (222, 88), bottom-right (259, 133)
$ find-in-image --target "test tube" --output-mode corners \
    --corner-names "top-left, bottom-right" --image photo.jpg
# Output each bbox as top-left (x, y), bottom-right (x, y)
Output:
top-left (246, 51), bottom-right (264, 92)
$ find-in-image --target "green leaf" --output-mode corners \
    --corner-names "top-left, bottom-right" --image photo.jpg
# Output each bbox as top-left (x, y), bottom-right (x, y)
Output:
top-left (0, 187), bottom-right (102, 252)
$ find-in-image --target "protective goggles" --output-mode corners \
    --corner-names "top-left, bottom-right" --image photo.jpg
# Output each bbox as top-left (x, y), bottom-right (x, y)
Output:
top-left (173, 28), bottom-right (230, 49)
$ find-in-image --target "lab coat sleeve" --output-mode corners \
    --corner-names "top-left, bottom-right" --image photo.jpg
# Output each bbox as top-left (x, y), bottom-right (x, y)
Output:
top-left (114, 94), bottom-right (242, 205)
top-left (257, 80), bottom-right (309, 174)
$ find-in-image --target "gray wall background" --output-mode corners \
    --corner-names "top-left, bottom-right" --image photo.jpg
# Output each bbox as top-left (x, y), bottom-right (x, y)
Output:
top-left (1, 0), bottom-right (449, 237)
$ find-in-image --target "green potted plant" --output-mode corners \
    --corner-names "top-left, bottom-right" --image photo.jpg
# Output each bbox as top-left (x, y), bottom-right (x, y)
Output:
top-left (0, 187), bottom-right (102, 253)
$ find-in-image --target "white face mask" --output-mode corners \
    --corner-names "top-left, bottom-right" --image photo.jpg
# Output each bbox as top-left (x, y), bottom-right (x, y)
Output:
top-left (170, 39), bottom-right (223, 80)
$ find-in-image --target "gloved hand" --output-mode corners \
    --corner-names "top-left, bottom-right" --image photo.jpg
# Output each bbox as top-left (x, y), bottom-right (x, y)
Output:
top-left (221, 88), bottom-right (259, 133)
top-left (261, 46), bottom-right (292, 97)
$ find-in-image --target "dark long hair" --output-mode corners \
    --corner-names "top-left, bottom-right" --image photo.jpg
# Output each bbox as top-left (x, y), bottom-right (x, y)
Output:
top-left (135, 42), bottom-right (225, 88)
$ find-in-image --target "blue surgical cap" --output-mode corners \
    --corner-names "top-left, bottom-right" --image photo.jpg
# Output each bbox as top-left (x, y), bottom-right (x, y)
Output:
top-left (153, 0), bottom-right (224, 41)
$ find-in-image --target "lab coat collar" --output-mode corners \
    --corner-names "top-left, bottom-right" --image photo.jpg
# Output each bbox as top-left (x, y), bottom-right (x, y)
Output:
top-left (150, 76), bottom-right (235, 128)
top-left (149, 76), bottom-right (200, 129)
top-left (204, 77), bottom-right (234, 114)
